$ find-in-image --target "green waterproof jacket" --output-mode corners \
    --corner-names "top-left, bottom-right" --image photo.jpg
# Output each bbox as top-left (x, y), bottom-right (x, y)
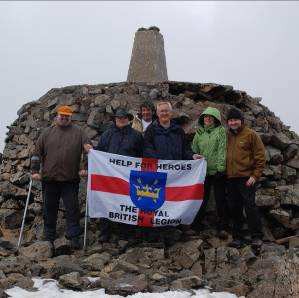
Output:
top-left (192, 107), bottom-right (227, 176)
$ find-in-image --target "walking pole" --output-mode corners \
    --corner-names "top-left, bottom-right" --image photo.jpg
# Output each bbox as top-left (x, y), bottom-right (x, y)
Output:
top-left (16, 177), bottom-right (33, 252)
top-left (83, 195), bottom-right (89, 251)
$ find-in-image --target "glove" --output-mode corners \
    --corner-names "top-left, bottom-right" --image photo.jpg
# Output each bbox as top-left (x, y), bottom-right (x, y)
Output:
top-left (214, 171), bottom-right (226, 179)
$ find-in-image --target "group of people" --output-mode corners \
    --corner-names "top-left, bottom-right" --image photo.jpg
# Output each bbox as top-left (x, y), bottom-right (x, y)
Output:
top-left (31, 99), bottom-right (266, 249)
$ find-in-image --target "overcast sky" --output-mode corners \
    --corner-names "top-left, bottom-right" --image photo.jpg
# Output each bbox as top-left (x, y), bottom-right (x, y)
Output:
top-left (1, 1), bottom-right (299, 152)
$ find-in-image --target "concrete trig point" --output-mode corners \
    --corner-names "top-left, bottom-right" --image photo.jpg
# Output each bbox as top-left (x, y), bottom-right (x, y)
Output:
top-left (127, 26), bottom-right (168, 83)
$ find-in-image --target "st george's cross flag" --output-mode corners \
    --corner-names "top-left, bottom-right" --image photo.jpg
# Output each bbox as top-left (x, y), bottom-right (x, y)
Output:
top-left (87, 149), bottom-right (207, 227)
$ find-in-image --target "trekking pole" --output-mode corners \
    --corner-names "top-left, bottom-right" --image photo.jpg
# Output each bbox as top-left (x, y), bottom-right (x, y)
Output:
top-left (83, 196), bottom-right (89, 251)
top-left (16, 177), bottom-right (33, 252)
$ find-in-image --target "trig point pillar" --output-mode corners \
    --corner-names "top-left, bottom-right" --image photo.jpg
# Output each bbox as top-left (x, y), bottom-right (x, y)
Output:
top-left (127, 26), bottom-right (168, 83)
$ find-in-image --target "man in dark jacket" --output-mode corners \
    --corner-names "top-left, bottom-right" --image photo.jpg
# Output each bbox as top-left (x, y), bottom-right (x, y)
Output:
top-left (226, 108), bottom-right (266, 248)
top-left (96, 108), bottom-right (143, 157)
top-left (144, 101), bottom-right (200, 160)
top-left (95, 107), bottom-right (143, 241)
top-left (31, 106), bottom-right (91, 249)
top-left (142, 101), bottom-right (201, 245)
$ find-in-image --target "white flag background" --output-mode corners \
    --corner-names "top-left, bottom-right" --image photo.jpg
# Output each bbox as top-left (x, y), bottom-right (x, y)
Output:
top-left (87, 150), bottom-right (207, 227)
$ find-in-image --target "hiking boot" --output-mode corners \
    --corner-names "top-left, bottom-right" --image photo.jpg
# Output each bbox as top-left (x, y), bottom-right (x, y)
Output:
top-left (251, 238), bottom-right (263, 248)
top-left (228, 239), bottom-right (243, 249)
top-left (70, 237), bottom-right (82, 250)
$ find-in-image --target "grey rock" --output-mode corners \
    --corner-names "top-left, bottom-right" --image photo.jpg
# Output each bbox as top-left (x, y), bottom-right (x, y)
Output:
top-left (59, 272), bottom-right (82, 290)
top-left (150, 272), bottom-right (167, 282)
top-left (284, 144), bottom-right (298, 161)
top-left (267, 146), bottom-right (283, 165)
top-left (89, 87), bottom-right (103, 95)
top-left (0, 256), bottom-right (29, 274)
top-left (54, 237), bottom-right (72, 256)
top-left (0, 209), bottom-right (22, 229)
top-left (190, 261), bottom-right (203, 277)
top-left (122, 247), bottom-right (164, 266)
top-left (149, 88), bottom-right (159, 100)
top-left (168, 239), bottom-right (203, 269)
top-left (82, 252), bottom-right (110, 271)
top-left (87, 109), bottom-right (104, 128)
top-left (287, 154), bottom-right (299, 170)
top-left (256, 193), bottom-right (277, 207)
top-left (61, 86), bottom-right (78, 94)
top-left (259, 133), bottom-right (272, 145)
top-left (85, 127), bottom-right (98, 140)
top-left (270, 132), bottom-right (291, 150)
top-left (46, 98), bottom-right (59, 108)
top-left (0, 289), bottom-right (9, 298)
top-left (20, 241), bottom-right (53, 261)
top-left (269, 165), bottom-right (282, 180)
top-left (47, 255), bottom-right (84, 279)
top-left (148, 285), bottom-right (169, 292)
top-left (111, 260), bottom-right (139, 273)
top-left (270, 209), bottom-right (291, 228)
top-left (288, 236), bottom-right (299, 248)
top-left (0, 181), bottom-right (27, 198)
top-left (71, 113), bottom-right (88, 122)
top-left (15, 276), bottom-right (34, 290)
top-left (170, 275), bottom-right (203, 290)
top-left (94, 94), bottom-right (110, 106)
top-left (247, 252), bottom-right (299, 297)
top-left (240, 246), bottom-right (257, 262)
top-left (204, 248), bottom-right (216, 274)
top-left (280, 189), bottom-right (299, 207)
top-left (103, 274), bottom-right (148, 295)
top-left (282, 165), bottom-right (297, 183)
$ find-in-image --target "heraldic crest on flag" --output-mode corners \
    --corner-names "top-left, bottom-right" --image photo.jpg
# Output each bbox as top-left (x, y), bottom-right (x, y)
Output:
top-left (130, 170), bottom-right (167, 212)
top-left (88, 150), bottom-right (207, 227)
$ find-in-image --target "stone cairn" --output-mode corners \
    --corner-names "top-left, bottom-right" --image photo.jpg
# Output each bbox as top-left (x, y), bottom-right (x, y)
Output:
top-left (0, 27), bottom-right (298, 297)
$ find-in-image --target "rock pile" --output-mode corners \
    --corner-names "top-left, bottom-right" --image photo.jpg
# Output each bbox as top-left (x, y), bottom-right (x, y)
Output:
top-left (0, 81), bottom-right (298, 297)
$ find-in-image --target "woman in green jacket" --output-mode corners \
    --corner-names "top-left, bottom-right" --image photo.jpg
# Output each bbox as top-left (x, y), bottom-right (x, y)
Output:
top-left (192, 107), bottom-right (229, 236)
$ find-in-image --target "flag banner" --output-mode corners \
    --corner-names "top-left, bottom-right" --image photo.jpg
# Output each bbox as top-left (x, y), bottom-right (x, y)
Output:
top-left (87, 149), bottom-right (207, 227)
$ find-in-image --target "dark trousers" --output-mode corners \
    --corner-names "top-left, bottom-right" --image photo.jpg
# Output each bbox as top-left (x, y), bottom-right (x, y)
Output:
top-left (227, 177), bottom-right (262, 240)
top-left (193, 174), bottom-right (229, 230)
top-left (42, 181), bottom-right (81, 241)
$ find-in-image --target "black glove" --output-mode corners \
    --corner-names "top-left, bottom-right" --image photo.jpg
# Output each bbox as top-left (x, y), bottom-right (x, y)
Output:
top-left (214, 171), bottom-right (226, 179)
top-left (30, 155), bottom-right (40, 173)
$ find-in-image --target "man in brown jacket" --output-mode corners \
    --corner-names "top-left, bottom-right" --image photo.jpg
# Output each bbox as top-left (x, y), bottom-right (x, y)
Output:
top-left (226, 108), bottom-right (266, 248)
top-left (31, 106), bottom-right (92, 249)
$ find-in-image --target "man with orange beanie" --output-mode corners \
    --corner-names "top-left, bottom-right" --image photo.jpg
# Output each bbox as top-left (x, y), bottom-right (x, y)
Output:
top-left (31, 106), bottom-right (92, 249)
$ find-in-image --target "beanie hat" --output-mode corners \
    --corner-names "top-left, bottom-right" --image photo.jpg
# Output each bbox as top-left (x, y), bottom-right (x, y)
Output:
top-left (227, 108), bottom-right (244, 122)
top-left (57, 106), bottom-right (73, 116)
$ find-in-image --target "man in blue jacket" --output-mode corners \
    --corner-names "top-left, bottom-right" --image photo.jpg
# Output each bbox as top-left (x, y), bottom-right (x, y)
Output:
top-left (144, 101), bottom-right (200, 160)
top-left (95, 107), bottom-right (143, 241)
top-left (143, 101), bottom-right (201, 245)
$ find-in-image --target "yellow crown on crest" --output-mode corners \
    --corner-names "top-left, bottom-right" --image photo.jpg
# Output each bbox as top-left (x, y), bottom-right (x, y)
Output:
top-left (135, 184), bottom-right (160, 200)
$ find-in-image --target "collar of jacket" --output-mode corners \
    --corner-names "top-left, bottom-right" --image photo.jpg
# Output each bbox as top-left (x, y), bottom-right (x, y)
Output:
top-left (197, 124), bottom-right (217, 134)
top-left (112, 124), bottom-right (131, 133)
top-left (152, 120), bottom-right (181, 133)
top-left (55, 123), bottom-right (73, 130)
top-left (229, 124), bottom-right (246, 135)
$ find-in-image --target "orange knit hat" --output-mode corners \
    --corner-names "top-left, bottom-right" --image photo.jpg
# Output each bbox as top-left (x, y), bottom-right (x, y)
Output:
top-left (57, 106), bottom-right (73, 116)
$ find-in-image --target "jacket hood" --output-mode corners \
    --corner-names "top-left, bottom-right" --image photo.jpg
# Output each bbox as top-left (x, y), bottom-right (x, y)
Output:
top-left (198, 107), bottom-right (222, 127)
